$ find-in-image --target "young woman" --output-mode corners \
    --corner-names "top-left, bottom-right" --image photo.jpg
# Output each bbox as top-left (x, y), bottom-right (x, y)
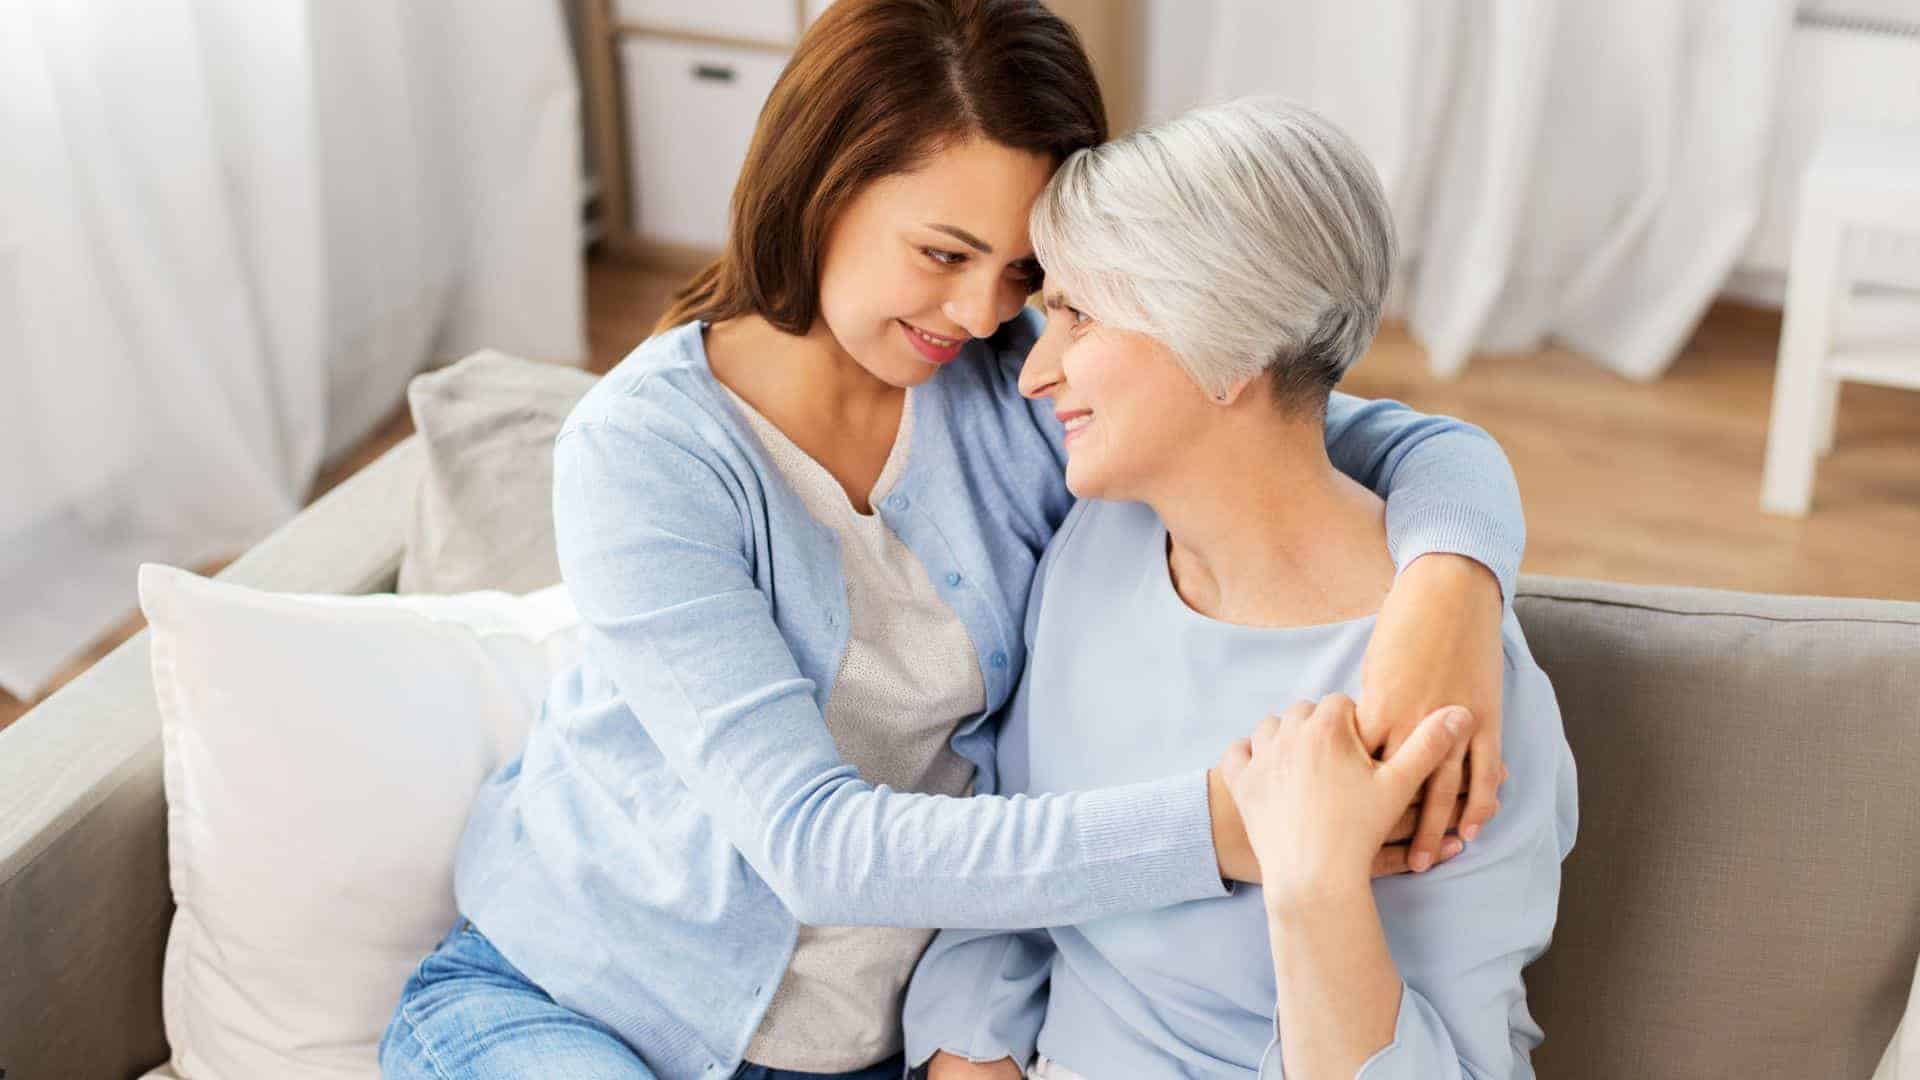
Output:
top-left (905, 98), bottom-right (1575, 1080)
top-left (380, 4), bottom-right (1524, 1079)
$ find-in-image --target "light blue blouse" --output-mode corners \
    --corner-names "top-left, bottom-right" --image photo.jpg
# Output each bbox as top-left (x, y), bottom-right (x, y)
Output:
top-left (452, 313), bottom-right (1530, 1080)
top-left (903, 498), bottom-right (1578, 1078)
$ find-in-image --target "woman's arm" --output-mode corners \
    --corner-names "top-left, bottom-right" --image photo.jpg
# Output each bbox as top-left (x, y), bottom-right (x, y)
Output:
top-left (554, 417), bottom-right (1236, 929)
top-left (1225, 681), bottom-right (1574, 1079)
top-left (1322, 394), bottom-right (1523, 603)
top-left (905, 928), bottom-right (1051, 1079)
top-left (1322, 394), bottom-right (1522, 872)
top-left (1223, 697), bottom-right (1466, 1076)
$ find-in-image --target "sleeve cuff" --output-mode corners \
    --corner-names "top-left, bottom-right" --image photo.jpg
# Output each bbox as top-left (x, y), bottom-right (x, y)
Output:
top-left (1074, 769), bottom-right (1232, 914)
top-left (1258, 983), bottom-right (1426, 1080)
top-left (1384, 502), bottom-right (1523, 609)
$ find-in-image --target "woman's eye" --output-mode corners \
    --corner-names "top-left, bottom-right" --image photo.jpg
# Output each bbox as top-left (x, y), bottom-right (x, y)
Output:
top-left (1043, 297), bottom-right (1088, 326)
top-left (921, 247), bottom-right (964, 266)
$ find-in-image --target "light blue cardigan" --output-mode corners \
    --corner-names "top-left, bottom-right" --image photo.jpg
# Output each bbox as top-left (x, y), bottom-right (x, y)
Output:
top-left (452, 314), bottom-right (1526, 1080)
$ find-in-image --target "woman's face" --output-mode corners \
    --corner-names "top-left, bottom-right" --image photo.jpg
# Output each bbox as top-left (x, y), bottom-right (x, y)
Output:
top-left (1018, 291), bottom-right (1217, 501)
top-left (815, 137), bottom-right (1053, 388)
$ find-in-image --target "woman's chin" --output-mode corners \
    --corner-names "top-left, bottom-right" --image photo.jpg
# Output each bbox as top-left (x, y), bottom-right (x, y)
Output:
top-left (1063, 461), bottom-right (1107, 501)
top-left (849, 347), bottom-right (939, 390)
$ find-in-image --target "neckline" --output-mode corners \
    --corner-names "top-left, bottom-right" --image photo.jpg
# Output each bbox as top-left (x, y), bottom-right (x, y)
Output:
top-left (1147, 516), bottom-right (1381, 638)
top-left (719, 382), bottom-right (912, 521)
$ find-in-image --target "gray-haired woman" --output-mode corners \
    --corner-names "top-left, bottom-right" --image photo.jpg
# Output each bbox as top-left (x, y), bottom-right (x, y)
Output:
top-left (905, 98), bottom-right (1578, 1079)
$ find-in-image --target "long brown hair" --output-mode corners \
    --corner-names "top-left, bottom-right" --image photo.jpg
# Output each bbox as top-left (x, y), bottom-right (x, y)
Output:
top-left (653, 0), bottom-right (1107, 336)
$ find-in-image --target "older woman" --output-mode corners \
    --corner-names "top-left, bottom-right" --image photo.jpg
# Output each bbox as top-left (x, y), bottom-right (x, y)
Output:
top-left (903, 99), bottom-right (1578, 1079)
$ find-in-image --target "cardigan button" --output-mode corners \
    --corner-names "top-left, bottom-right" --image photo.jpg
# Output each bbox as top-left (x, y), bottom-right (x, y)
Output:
top-left (885, 493), bottom-right (909, 511)
top-left (990, 651), bottom-right (1008, 669)
top-left (945, 572), bottom-right (963, 587)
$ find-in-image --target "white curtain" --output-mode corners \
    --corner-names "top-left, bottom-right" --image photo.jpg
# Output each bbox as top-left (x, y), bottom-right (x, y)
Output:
top-left (1156, 0), bottom-right (1795, 379)
top-left (0, 0), bottom-right (583, 698)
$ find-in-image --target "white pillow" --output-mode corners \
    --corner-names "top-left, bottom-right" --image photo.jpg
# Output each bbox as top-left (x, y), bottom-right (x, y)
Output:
top-left (136, 564), bottom-right (583, 1080)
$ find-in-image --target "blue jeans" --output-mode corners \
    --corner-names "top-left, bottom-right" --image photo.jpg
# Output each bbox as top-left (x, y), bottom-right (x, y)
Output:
top-left (381, 918), bottom-right (907, 1080)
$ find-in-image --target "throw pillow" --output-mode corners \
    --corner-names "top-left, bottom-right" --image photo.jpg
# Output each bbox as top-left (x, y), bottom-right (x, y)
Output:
top-left (137, 563), bottom-right (581, 1080)
top-left (398, 349), bottom-right (596, 595)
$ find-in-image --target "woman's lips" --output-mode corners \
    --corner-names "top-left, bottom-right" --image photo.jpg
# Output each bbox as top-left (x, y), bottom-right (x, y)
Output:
top-left (899, 320), bottom-right (965, 365)
top-left (1059, 409), bottom-right (1092, 446)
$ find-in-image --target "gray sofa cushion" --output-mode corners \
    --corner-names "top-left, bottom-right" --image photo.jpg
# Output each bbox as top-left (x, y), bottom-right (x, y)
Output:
top-left (1516, 576), bottom-right (1920, 1078)
top-left (397, 351), bottom-right (596, 595)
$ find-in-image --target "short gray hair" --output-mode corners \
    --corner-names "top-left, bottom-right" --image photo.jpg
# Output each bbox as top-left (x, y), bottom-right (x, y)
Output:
top-left (1030, 97), bottom-right (1395, 410)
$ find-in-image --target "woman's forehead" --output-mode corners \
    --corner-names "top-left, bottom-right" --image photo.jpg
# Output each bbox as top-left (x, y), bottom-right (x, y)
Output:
top-left (864, 140), bottom-right (1050, 233)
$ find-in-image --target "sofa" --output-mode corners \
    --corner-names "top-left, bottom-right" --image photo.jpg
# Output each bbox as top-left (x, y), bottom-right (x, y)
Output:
top-left (4, 359), bottom-right (1917, 1079)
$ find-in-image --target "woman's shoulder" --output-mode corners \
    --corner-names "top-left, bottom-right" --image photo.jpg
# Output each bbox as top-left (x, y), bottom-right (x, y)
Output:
top-left (551, 322), bottom-right (768, 519)
top-left (564, 322), bottom-right (734, 443)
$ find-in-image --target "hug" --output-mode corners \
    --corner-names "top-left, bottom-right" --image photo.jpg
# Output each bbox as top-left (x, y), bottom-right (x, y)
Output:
top-left (380, 2), bottom-right (1575, 1078)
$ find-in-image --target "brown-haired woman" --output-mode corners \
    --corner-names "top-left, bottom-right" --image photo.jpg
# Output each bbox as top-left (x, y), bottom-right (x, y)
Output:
top-left (380, 3), bottom-right (1523, 1078)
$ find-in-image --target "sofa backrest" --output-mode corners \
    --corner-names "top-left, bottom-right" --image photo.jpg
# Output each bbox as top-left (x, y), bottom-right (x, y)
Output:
top-left (1515, 575), bottom-right (1920, 1078)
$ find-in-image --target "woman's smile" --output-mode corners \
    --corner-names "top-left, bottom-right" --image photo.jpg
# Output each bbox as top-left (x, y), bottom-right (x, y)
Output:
top-left (899, 319), bottom-right (967, 365)
top-left (1058, 408), bottom-right (1093, 445)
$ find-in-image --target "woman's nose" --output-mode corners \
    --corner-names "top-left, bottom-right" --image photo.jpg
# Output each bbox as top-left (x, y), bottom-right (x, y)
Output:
top-left (943, 282), bottom-right (1002, 340)
top-left (1018, 333), bottom-right (1064, 400)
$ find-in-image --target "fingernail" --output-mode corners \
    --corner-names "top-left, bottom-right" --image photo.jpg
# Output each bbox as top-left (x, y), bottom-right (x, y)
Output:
top-left (1443, 707), bottom-right (1470, 734)
top-left (1409, 852), bottom-right (1433, 873)
top-left (1461, 824), bottom-right (1480, 842)
top-left (1442, 838), bottom-right (1465, 858)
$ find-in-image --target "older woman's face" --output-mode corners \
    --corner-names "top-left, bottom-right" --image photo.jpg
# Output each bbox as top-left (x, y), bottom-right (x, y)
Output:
top-left (1018, 291), bottom-right (1217, 501)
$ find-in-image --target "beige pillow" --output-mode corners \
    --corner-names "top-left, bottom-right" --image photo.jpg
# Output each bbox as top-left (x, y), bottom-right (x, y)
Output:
top-left (398, 350), bottom-right (596, 594)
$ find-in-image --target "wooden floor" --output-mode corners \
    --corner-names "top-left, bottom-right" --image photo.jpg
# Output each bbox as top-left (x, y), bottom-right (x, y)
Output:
top-left (4, 257), bottom-right (1916, 730)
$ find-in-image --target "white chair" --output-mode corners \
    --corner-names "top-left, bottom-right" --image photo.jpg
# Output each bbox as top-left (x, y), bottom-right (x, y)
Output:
top-left (1760, 131), bottom-right (1920, 517)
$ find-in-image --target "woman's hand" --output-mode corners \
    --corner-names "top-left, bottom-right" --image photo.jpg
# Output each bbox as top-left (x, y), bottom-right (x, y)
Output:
top-left (1360, 553), bottom-right (1506, 872)
top-left (925, 1051), bottom-right (1023, 1080)
top-left (1209, 749), bottom-right (1495, 882)
top-left (1219, 695), bottom-right (1472, 905)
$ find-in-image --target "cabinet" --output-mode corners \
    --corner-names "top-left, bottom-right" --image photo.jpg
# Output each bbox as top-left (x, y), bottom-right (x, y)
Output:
top-left (611, 0), bottom-right (800, 45)
top-left (619, 37), bottom-right (786, 250)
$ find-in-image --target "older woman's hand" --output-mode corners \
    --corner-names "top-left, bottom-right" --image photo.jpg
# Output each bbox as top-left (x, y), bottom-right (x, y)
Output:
top-left (1220, 695), bottom-right (1472, 904)
top-left (1359, 553), bottom-right (1506, 873)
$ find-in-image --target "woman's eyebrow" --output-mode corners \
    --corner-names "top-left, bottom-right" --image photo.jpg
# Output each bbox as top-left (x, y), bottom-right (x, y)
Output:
top-left (924, 223), bottom-right (993, 254)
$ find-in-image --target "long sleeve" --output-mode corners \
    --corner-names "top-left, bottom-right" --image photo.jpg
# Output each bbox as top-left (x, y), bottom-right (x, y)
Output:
top-left (1323, 393), bottom-right (1526, 604)
top-left (552, 418), bottom-right (1230, 930)
top-left (903, 927), bottom-right (1055, 1070)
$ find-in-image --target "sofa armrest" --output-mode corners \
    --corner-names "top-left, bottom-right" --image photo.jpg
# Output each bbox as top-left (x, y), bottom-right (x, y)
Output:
top-left (0, 436), bottom-right (424, 1080)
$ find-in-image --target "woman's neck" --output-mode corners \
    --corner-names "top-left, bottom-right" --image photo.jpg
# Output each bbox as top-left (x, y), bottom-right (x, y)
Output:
top-left (1150, 410), bottom-right (1396, 628)
top-left (702, 314), bottom-right (906, 514)
top-left (705, 314), bottom-right (902, 428)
